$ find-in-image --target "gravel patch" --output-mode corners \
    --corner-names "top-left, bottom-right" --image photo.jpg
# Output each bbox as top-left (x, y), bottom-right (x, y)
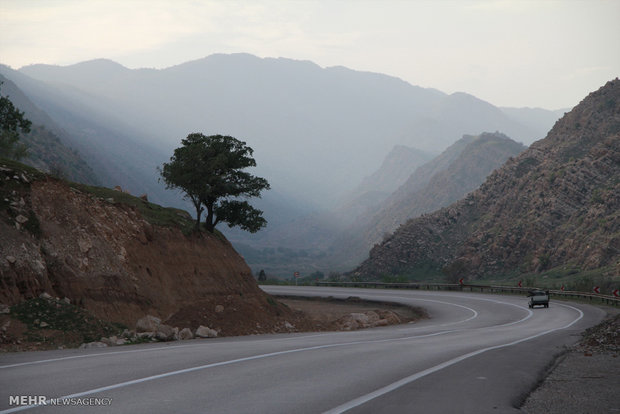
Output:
top-left (521, 311), bottom-right (620, 413)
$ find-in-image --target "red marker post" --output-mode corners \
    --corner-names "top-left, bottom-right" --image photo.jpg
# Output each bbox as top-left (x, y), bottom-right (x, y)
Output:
top-left (294, 272), bottom-right (300, 286)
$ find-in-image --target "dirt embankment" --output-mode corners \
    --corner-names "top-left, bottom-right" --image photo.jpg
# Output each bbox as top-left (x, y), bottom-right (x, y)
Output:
top-left (276, 295), bottom-right (427, 331)
top-left (0, 169), bottom-right (303, 345)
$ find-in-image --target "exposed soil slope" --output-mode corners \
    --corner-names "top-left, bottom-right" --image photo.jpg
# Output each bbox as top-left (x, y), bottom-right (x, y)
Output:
top-left (0, 164), bottom-right (297, 335)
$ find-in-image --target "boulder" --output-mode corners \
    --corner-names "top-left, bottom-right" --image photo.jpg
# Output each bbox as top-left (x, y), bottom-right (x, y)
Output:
top-left (155, 324), bottom-right (177, 341)
top-left (136, 315), bottom-right (161, 332)
top-left (178, 327), bottom-right (194, 340)
top-left (195, 325), bottom-right (218, 338)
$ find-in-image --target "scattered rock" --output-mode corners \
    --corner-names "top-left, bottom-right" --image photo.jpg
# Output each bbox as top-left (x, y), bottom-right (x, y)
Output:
top-left (15, 214), bottom-right (28, 224)
top-left (0, 303), bottom-right (9, 314)
top-left (79, 341), bottom-right (108, 349)
top-left (100, 336), bottom-right (118, 346)
top-left (155, 324), bottom-right (177, 341)
top-left (121, 329), bottom-right (135, 339)
top-left (195, 325), bottom-right (218, 338)
top-left (136, 332), bottom-right (155, 340)
top-left (139, 194), bottom-right (148, 202)
top-left (215, 305), bottom-right (224, 313)
top-left (5, 256), bottom-right (16, 264)
top-left (78, 237), bottom-right (92, 254)
top-left (136, 315), bottom-right (161, 332)
top-left (38, 292), bottom-right (52, 300)
top-left (178, 327), bottom-right (194, 340)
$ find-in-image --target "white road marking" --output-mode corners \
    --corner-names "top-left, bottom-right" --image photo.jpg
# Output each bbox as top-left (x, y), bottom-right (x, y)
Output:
top-left (323, 303), bottom-right (584, 413)
top-left (0, 289), bottom-right (578, 414)
top-left (0, 329), bottom-right (462, 413)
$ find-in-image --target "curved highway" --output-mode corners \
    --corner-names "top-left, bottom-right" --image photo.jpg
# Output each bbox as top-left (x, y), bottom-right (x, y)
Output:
top-left (0, 286), bottom-right (606, 413)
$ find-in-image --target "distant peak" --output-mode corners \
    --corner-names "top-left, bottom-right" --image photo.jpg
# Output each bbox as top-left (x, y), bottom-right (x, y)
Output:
top-left (70, 59), bottom-right (128, 71)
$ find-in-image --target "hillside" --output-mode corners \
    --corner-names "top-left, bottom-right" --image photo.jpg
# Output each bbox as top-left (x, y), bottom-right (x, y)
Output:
top-left (0, 75), bottom-right (99, 185)
top-left (353, 79), bottom-right (620, 281)
top-left (3, 54), bottom-right (560, 212)
top-left (328, 132), bottom-right (526, 269)
top-left (0, 160), bottom-right (304, 344)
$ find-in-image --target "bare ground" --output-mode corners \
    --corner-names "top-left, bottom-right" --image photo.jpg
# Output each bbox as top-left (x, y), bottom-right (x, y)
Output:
top-left (275, 295), bottom-right (427, 331)
top-left (520, 309), bottom-right (620, 413)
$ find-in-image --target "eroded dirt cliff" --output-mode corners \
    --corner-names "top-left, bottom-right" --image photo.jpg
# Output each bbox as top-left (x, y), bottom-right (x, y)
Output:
top-left (0, 164), bottom-right (298, 336)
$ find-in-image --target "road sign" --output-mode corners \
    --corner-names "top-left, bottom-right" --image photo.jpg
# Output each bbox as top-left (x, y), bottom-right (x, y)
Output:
top-left (458, 277), bottom-right (464, 285)
top-left (593, 286), bottom-right (601, 294)
top-left (518, 280), bottom-right (522, 288)
top-left (613, 289), bottom-right (619, 298)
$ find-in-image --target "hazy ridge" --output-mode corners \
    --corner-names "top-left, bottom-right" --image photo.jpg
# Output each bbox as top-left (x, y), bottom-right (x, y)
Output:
top-left (354, 79), bottom-right (620, 281)
top-left (1, 53), bottom-right (564, 276)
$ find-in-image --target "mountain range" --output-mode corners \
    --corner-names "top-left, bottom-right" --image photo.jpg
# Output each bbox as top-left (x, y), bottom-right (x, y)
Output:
top-left (353, 79), bottom-right (620, 282)
top-left (0, 53), bottom-right (565, 276)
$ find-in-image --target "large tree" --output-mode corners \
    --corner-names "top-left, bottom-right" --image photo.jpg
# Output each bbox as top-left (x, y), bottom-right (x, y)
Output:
top-left (0, 82), bottom-right (31, 160)
top-left (160, 133), bottom-right (270, 233)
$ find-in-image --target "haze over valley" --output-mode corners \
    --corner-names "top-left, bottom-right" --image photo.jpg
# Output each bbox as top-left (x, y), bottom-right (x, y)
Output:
top-left (0, 54), bottom-right (565, 276)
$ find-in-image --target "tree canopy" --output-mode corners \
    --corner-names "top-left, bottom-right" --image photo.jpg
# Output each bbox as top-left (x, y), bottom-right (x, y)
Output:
top-left (160, 133), bottom-right (270, 233)
top-left (0, 82), bottom-right (31, 160)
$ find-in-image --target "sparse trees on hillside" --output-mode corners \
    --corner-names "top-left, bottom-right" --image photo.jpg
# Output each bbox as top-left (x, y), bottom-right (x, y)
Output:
top-left (159, 133), bottom-right (270, 233)
top-left (0, 83), bottom-right (31, 160)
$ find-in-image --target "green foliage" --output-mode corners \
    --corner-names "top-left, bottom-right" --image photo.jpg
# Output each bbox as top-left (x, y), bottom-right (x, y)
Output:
top-left (160, 133), bottom-right (270, 233)
top-left (442, 260), bottom-right (467, 283)
top-left (0, 82), bottom-right (32, 160)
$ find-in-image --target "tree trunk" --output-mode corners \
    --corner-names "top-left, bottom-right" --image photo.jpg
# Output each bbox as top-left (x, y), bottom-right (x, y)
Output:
top-left (205, 200), bottom-right (215, 233)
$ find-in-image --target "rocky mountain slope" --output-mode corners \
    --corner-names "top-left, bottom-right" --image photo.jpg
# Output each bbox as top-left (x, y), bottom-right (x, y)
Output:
top-left (327, 132), bottom-right (526, 269)
top-left (0, 161), bottom-right (301, 340)
top-left (353, 79), bottom-right (620, 281)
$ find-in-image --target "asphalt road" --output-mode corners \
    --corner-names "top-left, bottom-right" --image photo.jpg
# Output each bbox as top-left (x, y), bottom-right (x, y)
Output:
top-left (0, 286), bottom-right (606, 413)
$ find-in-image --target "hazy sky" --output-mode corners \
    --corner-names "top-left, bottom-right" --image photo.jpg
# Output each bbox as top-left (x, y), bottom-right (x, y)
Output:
top-left (1, 0), bottom-right (619, 109)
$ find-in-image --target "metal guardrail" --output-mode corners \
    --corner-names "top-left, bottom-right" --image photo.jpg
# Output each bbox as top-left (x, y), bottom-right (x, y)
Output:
top-left (314, 281), bottom-right (620, 307)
